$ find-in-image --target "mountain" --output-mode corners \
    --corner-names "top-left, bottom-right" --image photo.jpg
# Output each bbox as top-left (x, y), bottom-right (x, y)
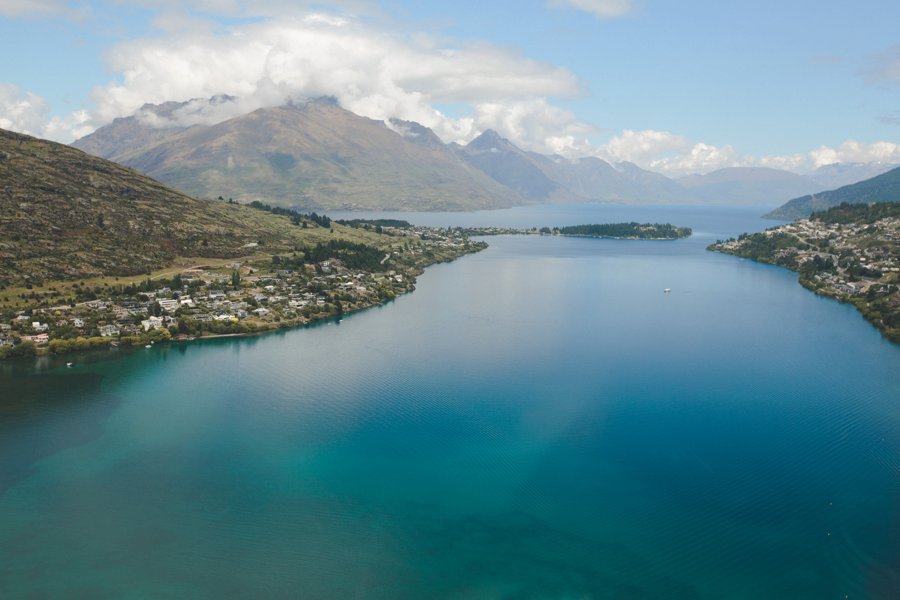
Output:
top-left (808, 162), bottom-right (899, 190)
top-left (677, 167), bottom-right (822, 205)
top-left (73, 98), bottom-right (521, 211)
top-left (457, 132), bottom-right (694, 204)
top-left (71, 100), bottom-right (191, 160)
top-left (77, 101), bottom-right (689, 208)
top-left (456, 130), bottom-right (567, 201)
top-left (0, 127), bottom-right (377, 288)
top-left (74, 96), bottom-right (894, 211)
top-left (766, 165), bottom-right (900, 220)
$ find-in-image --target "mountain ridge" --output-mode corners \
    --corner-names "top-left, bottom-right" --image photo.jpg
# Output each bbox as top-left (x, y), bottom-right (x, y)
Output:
top-left (765, 165), bottom-right (900, 220)
top-left (73, 97), bottom-right (888, 210)
top-left (75, 99), bottom-right (523, 211)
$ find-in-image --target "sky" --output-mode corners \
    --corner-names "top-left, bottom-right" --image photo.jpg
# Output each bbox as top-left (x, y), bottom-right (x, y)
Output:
top-left (1, 0), bottom-right (899, 176)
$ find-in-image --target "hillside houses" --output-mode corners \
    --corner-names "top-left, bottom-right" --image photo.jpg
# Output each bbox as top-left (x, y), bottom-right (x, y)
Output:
top-left (1, 224), bottom-right (487, 358)
top-left (710, 205), bottom-right (899, 341)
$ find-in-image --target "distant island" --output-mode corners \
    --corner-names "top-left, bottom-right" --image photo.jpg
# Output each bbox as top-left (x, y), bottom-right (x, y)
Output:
top-left (709, 202), bottom-right (900, 342)
top-left (558, 222), bottom-right (691, 240)
top-left (459, 222), bottom-right (692, 240)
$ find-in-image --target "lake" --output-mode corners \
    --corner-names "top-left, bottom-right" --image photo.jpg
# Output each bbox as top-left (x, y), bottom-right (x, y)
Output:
top-left (1, 204), bottom-right (898, 599)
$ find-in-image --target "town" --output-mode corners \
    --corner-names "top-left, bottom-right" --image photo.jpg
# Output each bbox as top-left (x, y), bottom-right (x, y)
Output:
top-left (0, 224), bottom-right (487, 359)
top-left (710, 202), bottom-right (900, 341)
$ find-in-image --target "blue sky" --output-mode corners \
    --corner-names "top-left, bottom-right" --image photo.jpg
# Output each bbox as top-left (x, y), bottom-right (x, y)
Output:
top-left (1, 0), bottom-right (899, 175)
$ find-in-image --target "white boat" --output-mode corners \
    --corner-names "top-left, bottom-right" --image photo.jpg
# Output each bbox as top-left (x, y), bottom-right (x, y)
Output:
top-left (66, 362), bottom-right (73, 367)
top-left (664, 288), bottom-right (672, 293)
top-left (145, 344), bottom-right (152, 348)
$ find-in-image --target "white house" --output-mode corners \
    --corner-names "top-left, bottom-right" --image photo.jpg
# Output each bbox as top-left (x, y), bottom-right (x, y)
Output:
top-left (99, 324), bottom-right (120, 337)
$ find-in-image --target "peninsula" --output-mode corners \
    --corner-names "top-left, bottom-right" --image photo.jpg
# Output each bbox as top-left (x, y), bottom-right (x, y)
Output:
top-left (708, 202), bottom-right (900, 342)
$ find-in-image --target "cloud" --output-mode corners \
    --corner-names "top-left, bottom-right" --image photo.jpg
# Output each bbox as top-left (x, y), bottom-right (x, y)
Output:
top-left (70, 11), bottom-right (584, 153)
top-left (548, 0), bottom-right (633, 19)
top-left (42, 109), bottom-right (95, 141)
top-left (865, 44), bottom-right (900, 86)
top-left (0, 84), bottom-right (94, 141)
top-left (472, 99), bottom-right (595, 155)
top-left (593, 130), bottom-right (900, 177)
top-left (599, 129), bottom-right (690, 164)
top-left (806, 140), bottom-right (900, 167)
top-left (646, 142), bottom-right (741, 175)
top-left (0, 84), bottom-right (49, 135)
top-left (0, 0), bottom-right (67, 17)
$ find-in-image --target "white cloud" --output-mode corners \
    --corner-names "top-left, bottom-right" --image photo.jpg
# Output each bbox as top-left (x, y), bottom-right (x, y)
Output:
top-left (0, 84), bottom-right (94, 141)
top-left (548, 0), bottom-right (633, 19)
top-left (0, 84), bottom-right (49, 135)
top-left (807, 140), bottom-right (900, 167)
top-left (43, 109), bottom-right (94, 141)
top-left (593, 130), bottom-right (900, 177)
top-left (71, 12), bottom-right (583, 152)
top-left (0, 0), bottom-right (66, 17)
top-left (471, 99), bottom-right (595, 155)
top-left (599, 129), bottom-right (690, 164)
top-left (648, 142), bottom-right (741, 175)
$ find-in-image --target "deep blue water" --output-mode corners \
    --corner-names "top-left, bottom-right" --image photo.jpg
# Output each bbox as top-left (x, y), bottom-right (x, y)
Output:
top-left (1, 205), bottom-right (898, 599)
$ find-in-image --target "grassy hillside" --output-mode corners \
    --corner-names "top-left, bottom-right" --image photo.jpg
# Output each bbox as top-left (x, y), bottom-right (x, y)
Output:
top-left (766, 165), bottom-right (900, 219)
top-left (0, 127), bottom-right (385, 289)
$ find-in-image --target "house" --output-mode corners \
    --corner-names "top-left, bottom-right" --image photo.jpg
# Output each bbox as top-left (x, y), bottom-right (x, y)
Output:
top-left (32, 322), bottom-right (49, 332)
top-left (22, 333), bottom-right (50, 345)
top-left (99, 324), bottom-right (120, 337)
top-left (140, 316), bottom-right (165, 331)
top-left (73, 318), bottom-right (85, 328)
top-left (158, 298), bottom-right (180, 313)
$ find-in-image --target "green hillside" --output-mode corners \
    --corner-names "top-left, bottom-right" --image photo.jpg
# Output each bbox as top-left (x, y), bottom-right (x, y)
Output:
top-left (0, 127), bottom-right (385, 289)
top-left (766, 165), bottom-right (900, 220)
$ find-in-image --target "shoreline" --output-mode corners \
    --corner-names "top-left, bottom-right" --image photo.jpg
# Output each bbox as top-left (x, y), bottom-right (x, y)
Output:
top-left (1, 235), bottom-right (487, 363)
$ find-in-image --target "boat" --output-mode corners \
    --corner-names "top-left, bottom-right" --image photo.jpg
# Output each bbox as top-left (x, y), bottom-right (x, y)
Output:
top-left (145, 344), bottom-right (152, 348)
top-left (664, 288), bottom-right (672, 293)
top-left (66, 362), bottom-right (73, 367)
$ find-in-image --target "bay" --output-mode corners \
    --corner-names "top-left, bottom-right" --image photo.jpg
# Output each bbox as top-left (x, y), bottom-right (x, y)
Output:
top-left (1, 204), bottom-right (898, 599)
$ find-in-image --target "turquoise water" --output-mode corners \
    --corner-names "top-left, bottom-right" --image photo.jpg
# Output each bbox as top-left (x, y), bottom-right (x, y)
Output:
top-left (1, 205), bottom-right (898, 598)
